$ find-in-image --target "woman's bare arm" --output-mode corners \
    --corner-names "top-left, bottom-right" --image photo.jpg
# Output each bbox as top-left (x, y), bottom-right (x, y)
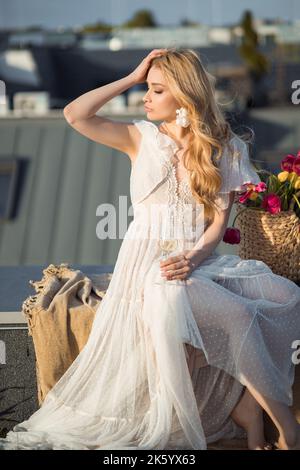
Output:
top-left (186, 191), bottom-right (235, 267)
top-left (63, 49), bottom-right (167, 161)
top-left (63, 75), bottom-right (140, 159)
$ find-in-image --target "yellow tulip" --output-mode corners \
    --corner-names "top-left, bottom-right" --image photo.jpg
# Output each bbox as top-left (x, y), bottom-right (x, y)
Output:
top-left (249, 191), bottom-right (259, 201)
top-left (288, 171), bottom-right (298, 184)
top-left (294, 178), bottom-right (300, 190)
top-left (277, 171), bottom-right (289, 182)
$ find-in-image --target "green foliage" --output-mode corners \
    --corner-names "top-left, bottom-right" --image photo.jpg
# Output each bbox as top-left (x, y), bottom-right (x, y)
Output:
top-left (267, 174), bottom-right (281, 194)
top-left (82, 21), bottom-right (113, 33)
top-left (122, 10), bottom-right (157, 28)
top-left (238, 10), bottom-right (270, 79)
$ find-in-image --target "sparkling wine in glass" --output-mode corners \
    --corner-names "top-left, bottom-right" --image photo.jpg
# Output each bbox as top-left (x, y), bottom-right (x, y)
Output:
top-left (155, 237), bottom-right (185, 285)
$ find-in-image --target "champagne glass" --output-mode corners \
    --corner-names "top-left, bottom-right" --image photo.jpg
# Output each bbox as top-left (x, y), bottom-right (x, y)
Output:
top-left (154, 205), bottom-right (186, 285)
top-left (155, 236), bottom-right (186, 286)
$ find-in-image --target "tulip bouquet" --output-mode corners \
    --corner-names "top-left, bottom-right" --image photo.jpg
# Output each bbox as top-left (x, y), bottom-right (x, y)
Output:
top-left (223, 151), bottom-right (300, 245)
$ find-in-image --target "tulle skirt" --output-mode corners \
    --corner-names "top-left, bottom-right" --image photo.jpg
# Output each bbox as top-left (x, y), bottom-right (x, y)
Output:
top-left (0, 250), bottom-right (299, 450)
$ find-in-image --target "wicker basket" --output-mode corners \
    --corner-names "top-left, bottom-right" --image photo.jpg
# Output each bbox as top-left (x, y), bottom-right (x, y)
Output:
top-left (235, 203), bottom-right (300, 283)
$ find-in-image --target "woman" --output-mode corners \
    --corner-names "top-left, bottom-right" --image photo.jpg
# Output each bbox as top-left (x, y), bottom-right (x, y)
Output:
top-left (0, 48), bottom-right (299, 450)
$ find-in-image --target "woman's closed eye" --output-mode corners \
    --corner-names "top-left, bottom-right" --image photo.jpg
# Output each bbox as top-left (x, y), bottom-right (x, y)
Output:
top-left (147, 89), bottom-right (162, 94)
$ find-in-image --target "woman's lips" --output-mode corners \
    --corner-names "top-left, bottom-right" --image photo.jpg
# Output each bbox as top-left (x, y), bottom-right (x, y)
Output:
top-left (144, 107), bottom-right (153, 111)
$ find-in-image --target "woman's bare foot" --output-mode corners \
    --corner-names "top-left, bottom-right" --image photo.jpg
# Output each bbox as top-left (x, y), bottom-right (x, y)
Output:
top-left (231, 388), bottom-right (272, 450)
top-left (276, 423), bottom-right (300, 450)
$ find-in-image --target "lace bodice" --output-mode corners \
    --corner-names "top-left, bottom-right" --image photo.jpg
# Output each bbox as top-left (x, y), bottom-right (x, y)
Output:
top-left (130, 119), bottom-right (261, 210)
top-left (163, 158), bottom-right (194, 207)
top-left (129, 119), bottom-right (262, 250)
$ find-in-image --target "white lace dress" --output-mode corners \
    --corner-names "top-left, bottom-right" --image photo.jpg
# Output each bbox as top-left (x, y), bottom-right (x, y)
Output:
top-left (1, 119), bottom-right (300, 450)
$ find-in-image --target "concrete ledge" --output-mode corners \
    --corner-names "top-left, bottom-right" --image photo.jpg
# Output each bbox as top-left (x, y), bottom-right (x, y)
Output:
top-left (0, 330), bottom-right (38, 432)
top-left (0, 313), bottom-right (27, 325)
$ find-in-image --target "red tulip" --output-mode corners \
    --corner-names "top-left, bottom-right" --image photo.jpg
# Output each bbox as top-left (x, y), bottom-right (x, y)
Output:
top-left (281, 154), bottom-right (296, 172)
top-left (239, 190), bottom-right (253, 203)
top-left (292, 156), bottom-right (300, 176)
top-left (223, 227), bottom-right (241, 244)
top-left (255, 182), bottom-right (267, 192)
top-left (261, 193), bottom-right (281, 214)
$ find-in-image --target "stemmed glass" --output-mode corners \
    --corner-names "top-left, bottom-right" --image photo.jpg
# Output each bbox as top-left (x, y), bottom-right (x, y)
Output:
top-left (154, 213), bottom-right (186, 286)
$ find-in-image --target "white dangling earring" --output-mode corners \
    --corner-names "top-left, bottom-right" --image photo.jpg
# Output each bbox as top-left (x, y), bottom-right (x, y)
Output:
top-left (175, 107), bottom-right (190, 128)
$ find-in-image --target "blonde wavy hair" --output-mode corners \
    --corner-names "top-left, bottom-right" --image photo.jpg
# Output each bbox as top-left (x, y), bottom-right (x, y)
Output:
top-left (151, 47), bottom-right (239, 223)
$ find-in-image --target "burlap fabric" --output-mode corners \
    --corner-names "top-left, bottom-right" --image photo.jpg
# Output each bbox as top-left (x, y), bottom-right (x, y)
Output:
top-left (22, 263), bottom-right (112, 405)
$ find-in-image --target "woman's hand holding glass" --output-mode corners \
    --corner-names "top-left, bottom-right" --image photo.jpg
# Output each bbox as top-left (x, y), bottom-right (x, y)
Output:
top-left (160, 249), bottom-right (197, 282)
top-left (155, 209), bottom-right (197, 284)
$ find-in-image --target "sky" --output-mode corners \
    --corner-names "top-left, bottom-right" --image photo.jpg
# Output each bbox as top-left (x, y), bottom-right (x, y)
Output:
top-left (0, 0), bottom-right (299, 30)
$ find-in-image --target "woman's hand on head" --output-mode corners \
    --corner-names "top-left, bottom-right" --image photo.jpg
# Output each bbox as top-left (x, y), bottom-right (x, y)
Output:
top-left (159, 250), bottom-right (197, 281)
top-left (128, 49), bottom-right (167, 85)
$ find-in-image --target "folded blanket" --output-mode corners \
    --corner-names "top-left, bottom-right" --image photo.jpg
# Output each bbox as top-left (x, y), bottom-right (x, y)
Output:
top-left (22, 263), bottom-right (112, 405)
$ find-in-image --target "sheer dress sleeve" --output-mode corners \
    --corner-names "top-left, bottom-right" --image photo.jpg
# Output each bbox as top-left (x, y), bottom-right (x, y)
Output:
top-left (214, 136), bottom-right (261, 210)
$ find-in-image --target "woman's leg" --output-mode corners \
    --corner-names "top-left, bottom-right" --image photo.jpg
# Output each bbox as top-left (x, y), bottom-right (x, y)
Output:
top-left (185, 344), bottom-right (271, 449)
top-left (242, 379), bottom-right (300, 450)
top-left (230, 387), bottom-right (271, 450)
